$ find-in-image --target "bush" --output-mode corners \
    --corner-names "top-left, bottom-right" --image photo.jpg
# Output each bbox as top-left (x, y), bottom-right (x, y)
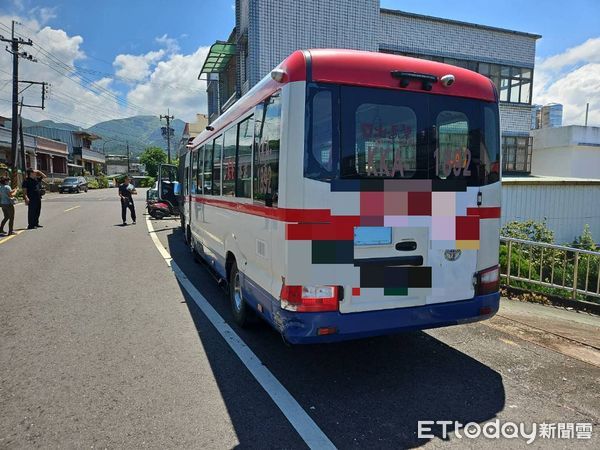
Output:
top-left (87, 179), bottom-right (99, 189)
top-left (139, 176), bottom-right (155, 188)
top-left (97, 175), bottom-right (109, 189)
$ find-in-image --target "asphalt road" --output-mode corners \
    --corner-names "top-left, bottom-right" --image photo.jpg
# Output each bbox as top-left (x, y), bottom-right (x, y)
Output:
top-left (1, 188), bottom-right (598, 449)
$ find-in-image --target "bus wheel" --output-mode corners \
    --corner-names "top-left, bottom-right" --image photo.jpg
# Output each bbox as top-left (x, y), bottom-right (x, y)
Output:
top-left (229, 262), bottom-right (248, 327)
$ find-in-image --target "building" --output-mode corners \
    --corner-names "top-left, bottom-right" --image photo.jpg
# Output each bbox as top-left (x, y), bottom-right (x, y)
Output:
top-left (530, 125), bottom-right (600, 179)
top-left (35, 136), bottom-right (68, 178)
top-left (24, 126), bottom-right (105, 175)
top-left (105, 154), bottom-right (145, 176)
top-left (502, 176), bottom-right (600, 244)
top-left (0, 118), bottom-right (69, 178)
top-left (178, 113), bottom-right (208, 156)
top-left (532, 103), bottom-right (563, 129)
top-left (200, 0), bottom-right (540, 175)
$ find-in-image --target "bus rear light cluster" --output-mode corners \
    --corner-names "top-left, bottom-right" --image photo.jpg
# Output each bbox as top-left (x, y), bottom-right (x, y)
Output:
top-left (280, 285), bottom-right (340, 312)
top-left (475, 265), bottom-right (500, 295)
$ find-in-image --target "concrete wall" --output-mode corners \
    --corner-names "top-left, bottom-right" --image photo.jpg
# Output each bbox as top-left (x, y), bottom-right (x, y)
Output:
top-left (502, 180), bottom-right (600, 244)
top-left (531, 126), bottom-right (600, 179)
top-left (379, 10), bottom-right (537, 68)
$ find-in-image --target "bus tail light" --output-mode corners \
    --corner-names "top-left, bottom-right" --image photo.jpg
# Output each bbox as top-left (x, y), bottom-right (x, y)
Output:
top-left (280, 285), bottom-right (340, 312)
top-left (475, 265), bottom-right (500, 295)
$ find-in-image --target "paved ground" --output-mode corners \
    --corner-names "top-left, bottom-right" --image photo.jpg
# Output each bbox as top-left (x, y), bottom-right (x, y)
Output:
top-left (1, 188), bottom-right (599, 449)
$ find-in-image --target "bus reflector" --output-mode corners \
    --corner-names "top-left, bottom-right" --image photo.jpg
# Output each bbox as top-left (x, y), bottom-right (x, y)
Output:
top-left (280, 285), bottom-right (339, 312)
top-left (317, 327), bottom-right (338, 336)
top-left (476, 265), bottom-right (500, 295)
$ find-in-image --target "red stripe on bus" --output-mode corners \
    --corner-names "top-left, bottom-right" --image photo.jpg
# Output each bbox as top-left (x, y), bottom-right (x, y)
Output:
top-left (189, 196), bottom-right (331, 223)
top-left (466, 207), bottom-right (501, 219)
top-left (286, 216), bottom-right (360, 241)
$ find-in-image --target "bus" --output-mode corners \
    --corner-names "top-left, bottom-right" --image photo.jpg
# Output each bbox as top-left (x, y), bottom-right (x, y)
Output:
top-left (161, 49), bottom-right (501, 344)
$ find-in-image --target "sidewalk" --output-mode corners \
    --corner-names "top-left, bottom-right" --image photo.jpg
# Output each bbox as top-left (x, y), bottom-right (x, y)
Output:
top-left (487, 298), bottom-right (600, 367)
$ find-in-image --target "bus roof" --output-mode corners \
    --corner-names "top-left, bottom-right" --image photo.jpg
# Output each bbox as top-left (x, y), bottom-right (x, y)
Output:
top-left (191, 49), bottom-right (496, 149)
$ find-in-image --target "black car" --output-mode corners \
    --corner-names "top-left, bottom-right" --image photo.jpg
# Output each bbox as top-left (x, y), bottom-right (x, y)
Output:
top-left (59, 177), bottom-right (88, 193)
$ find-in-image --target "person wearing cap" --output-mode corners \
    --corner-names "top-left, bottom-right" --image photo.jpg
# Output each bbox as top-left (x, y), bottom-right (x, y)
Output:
top-left (0, 176), bottom-right (17, 235)
top-left (118, 175), bottom-right (137, 225)
top-left (22, 168), bottom-right (46, 230)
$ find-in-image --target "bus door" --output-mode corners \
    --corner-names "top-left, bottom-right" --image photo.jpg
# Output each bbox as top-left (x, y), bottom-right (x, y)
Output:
top-left (183, 152), bottom-right (191, 224)
top-left (157, 164), bottom-right (179, 212)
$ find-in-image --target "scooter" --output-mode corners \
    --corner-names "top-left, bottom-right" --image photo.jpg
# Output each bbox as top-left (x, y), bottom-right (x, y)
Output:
top-left (146, 187), bottom-right (178, 219)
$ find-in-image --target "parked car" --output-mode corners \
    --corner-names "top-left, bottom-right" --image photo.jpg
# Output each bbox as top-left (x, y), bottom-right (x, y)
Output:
top-left (108, 179), bottom-right (115, 188)
top-left (59, 177), bottom-right (88, 193)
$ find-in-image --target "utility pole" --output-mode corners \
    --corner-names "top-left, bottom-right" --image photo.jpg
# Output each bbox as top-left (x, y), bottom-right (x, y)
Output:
top-left (160, 110), bottom-right (174, 164)
top-left (0, 20), bottom-right (34, 187)
top-left (126, 141), bottom-right (131, 173)
top-left (585, 103), bottom-right (589, 127)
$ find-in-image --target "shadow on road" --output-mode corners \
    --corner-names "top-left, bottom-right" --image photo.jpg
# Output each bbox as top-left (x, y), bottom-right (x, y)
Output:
top-left (165, 229), bottom-right (506, 448)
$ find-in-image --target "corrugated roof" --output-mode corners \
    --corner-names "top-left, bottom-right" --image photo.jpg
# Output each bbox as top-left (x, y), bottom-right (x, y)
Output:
top-left (199, 41), bottom-right (236, 78)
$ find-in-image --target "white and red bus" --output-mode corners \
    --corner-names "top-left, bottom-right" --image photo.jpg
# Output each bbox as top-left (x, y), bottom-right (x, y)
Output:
top-left (163, 49), bottom-right (501, 344)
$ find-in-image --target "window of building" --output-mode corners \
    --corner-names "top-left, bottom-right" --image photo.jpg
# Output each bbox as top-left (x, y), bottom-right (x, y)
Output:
top-left (391, 51), bottom-right (532, 105)
top-left (236, 115), bottom-right (253, 198)
top-left (502, 135), bottom-right (532, 173)
top-left (254, 93), bottom-right (281, 207)
top-left (222, 127), bottom-right (236, 196)
top-left (212, 135), bottom-right (223, 195)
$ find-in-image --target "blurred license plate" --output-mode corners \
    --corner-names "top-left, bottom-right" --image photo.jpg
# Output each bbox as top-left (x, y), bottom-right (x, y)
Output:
top-left (354, 227), bottom-right (392, 246)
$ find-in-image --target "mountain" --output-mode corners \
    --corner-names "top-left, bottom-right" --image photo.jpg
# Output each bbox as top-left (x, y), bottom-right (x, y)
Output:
top-left (22, 115), bottom-right (187, 156)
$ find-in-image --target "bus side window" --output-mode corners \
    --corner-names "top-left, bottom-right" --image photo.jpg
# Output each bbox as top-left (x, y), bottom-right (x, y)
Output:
top-left (183, 153), bottom-right (189, 196)
top-left (222, 127), bottom-right (237, 196)
top-left (236, 115), bottom-right (253, 198)
top-left (191, 149), bottom-right (198, 193)
top-left (212, 135), bottom-right (223, 196)
top-left (196, 145), bottom-right (204, 194)
top-left (203, 139), bottom-right (214, 195)
top-left (253, 93), bottom-right (281, 207)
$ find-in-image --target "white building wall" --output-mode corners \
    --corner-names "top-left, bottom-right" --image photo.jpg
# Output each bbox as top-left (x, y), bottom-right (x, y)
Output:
top-left (531, 126), bottom-right (600, 179)
top-left (500, 104), bottom-right (533, 135)
top-left (502, 181), bottom-right (600, 244)
top-left (378, 10), bottom-right (537, 67)
top-left (248, 0), bottom-right (379, 85)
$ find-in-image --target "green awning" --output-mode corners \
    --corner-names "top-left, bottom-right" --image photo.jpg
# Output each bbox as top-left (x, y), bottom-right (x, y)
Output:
top-left (199, 41), bottom-right (236, 78)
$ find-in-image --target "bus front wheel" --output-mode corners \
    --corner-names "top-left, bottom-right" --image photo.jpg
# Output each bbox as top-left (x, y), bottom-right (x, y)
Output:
top-left (229, 262), bottom-right (248, 327)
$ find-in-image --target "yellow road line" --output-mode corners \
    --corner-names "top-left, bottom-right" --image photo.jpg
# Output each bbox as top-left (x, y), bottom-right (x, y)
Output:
top-left (0, 230), bottom-right (24, 245)
top-left (64, 205), bottom-right (80, 212)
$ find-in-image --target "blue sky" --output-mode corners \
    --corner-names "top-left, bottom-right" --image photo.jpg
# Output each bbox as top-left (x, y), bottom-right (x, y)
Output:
top-left (0, 0), bottom-right (598, 127)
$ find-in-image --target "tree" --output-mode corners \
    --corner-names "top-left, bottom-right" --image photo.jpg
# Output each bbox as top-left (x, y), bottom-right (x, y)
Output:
top-left (139, 147), bottom-right (167, 178)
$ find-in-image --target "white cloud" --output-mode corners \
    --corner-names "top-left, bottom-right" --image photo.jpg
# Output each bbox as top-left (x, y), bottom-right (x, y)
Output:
top-left (30, 6), bottom-right (57, 25)
top-left (113, 49), bottom-right (165, 82)
top-left (0, 14), bottom-right (133, 126)
top-left (155, 33), bottom-right (180, 54)
top-left (0, 12), bottom-right (210, 128)
top-left (534, 38), bottom-right (600, 126)
top-left (127, 46), bottom-right (210, 122)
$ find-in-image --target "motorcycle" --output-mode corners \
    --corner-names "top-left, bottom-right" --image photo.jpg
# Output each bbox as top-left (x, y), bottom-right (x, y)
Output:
top-left (146, 185), bottom-right (179, 219)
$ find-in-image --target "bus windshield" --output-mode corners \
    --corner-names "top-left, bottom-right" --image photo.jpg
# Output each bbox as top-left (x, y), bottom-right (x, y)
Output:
top-left (305, 83), bottom-right (500, 186)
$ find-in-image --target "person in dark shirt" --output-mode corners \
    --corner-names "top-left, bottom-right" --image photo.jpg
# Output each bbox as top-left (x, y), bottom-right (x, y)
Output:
top-left (118, 175), bottom-right (137, 225)
top-left (22, 168), bottom-right (46, 229)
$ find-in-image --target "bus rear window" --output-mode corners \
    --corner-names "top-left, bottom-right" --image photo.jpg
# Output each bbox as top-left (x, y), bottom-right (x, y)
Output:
top-left (306, 83), bottom-right (500, 186)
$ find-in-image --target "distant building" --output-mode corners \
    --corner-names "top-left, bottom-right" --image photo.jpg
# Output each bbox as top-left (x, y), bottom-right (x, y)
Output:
top-left (178, 113), bottom-right (208, 156)
top-left (105, 154), bottom-right (145, 176)
top-left (200, 0), bottom-right (540, 175)
top-left (24, 126), bottom-right (105, 175)
top-left (502, 175), bottom-right (600, 244)
top-left (539, 103), bottom-right (563, 128)
top-left (530, 125), bottom-right (600, 179)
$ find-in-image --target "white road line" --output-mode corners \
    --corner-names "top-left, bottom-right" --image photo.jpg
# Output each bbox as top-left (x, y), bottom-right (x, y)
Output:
top-left (64, 205), bottom-right (80, 212)
top-left (145, 216), bottom-right (335, 450)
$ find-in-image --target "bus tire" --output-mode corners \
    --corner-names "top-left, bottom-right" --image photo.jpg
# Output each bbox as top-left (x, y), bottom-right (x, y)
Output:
top-left (229, 262), bottom-right (248, 327)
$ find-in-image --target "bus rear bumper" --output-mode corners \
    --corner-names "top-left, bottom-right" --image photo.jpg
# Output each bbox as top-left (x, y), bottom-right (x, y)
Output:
top-left (273, 292), bottom-right (500, 344)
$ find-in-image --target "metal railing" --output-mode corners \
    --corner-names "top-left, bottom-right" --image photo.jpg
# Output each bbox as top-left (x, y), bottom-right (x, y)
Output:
top-left (500, 237), bottom-right (600, 300)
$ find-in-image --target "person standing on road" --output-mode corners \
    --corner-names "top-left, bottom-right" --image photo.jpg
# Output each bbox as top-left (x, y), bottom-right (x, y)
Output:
top-left (22, 168), bottom-right (46, 230)
top-left (119, 176), bottom-right (137, 225)
top-left (0, 176), bottom-right (17, 235)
